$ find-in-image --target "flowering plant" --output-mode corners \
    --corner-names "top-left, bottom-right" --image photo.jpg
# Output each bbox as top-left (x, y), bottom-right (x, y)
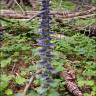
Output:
top-left (37, 0), bottom-right (55, 95)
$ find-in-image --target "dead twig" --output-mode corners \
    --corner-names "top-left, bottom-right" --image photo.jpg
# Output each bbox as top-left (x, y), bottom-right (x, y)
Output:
top-left (23, 74), bottom-right (35, 96)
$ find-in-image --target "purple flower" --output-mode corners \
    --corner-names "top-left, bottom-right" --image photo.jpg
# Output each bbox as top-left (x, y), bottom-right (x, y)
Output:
top-left (37, 0), bottom-right (56, 94)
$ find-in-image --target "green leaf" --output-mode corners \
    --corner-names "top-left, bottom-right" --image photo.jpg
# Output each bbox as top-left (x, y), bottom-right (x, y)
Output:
top-left (15, 93), bottom-right (24, 96)
top-left (85, 80), bottom-right (94, 86)
top-left (21, 46), bottom-right (31, 51)
top-left (49, 89), bottom-right (60, 96)
top-left (55, 65), bottom-right (64, 72)
top-left (5, 89), bottom-right (13, 95)
top-left (92, 86), bottom-right (96, 92)
top-left (15, 75), bottom-right (26, 85)
top-left (0, 75), bottom-right (13, 91)
top-left (33, 80), bottom-right (40, 86)
top-left (83, 69), bottom-right (96, 76)
top-left (50, 79), bottom-right (61, 88)
top-left (0, 82), bottom-right (9, 91)
top-left (0, 74), bottom-right (13, 81)
top-left (27, 90), bottom-right (38, 96)
top-left (35, 87), bottom-right (48, 94)
top-left (78, 80), bottom-right (85, 87)
top-left (1, 58), bottom-right (11, 68)
top-left (84, 93), bottom-right (90, 96)
top-left (78, 80), bottom-right (94, 87)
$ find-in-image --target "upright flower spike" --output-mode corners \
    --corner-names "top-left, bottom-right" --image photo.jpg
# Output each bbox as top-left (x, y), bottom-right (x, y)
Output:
top-left (38, 0), bottom-right (54, 74)
top-left (0, 29), bottom-right (3, 43)
top-left (0, 31), bottom-right (2, 41)
top-left (37, 0), bottom-right (55, 95)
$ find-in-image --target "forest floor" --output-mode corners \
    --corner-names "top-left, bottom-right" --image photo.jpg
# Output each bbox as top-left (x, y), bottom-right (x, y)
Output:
top-left (0, 0), bottom-right (96, 96)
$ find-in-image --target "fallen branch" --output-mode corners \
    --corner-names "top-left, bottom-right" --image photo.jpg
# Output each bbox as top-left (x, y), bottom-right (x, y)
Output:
top-left (56, 6), bottom-right (96, 18)
top-left (0, 13), bottom-right (31, 19)
top-left (61, 13), bottom-right (96, 20)
top-left (0, 6), bottom-right (96, 19)
top-left (0, 17), bottom-right (15, 23)
top-left (23, 69), bottom-right (42, 95)
top-left (0, 10), bottom-right (39, 19)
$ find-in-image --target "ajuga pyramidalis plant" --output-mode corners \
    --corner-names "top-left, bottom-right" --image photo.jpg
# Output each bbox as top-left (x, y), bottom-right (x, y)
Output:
top-left (37, 0), bottom-right (55, 95)
top-left (0, 30), bottom-right (3, 44)
top-left (0, 31), bottom-right (2, 40)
